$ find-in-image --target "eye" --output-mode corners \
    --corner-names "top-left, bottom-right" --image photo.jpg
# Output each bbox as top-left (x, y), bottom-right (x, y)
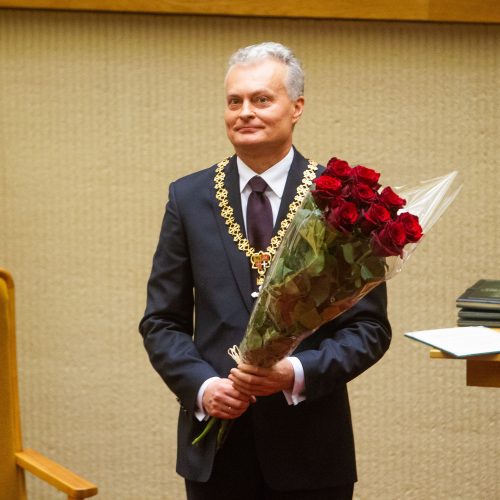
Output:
top-left (227, 97), bottom-right (241, 107)
top-left (256, 95), bottom-right (270, 104)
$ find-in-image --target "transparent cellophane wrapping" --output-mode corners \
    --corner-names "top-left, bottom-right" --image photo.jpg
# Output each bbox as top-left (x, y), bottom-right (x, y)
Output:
top-left (238, 171), bottom-right (461, 368)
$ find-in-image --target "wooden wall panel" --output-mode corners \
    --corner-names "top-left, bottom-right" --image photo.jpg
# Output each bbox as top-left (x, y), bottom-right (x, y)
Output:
top-left (1, 0), bottom-right (500, 23)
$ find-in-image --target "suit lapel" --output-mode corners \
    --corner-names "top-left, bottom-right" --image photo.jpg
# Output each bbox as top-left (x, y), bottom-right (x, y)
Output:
top-left (211, 156), bottom-right (254, 313)
top-left (225, 158), bottom-right (246, 236)
top-left (274, 148), bottom-right (310, 233)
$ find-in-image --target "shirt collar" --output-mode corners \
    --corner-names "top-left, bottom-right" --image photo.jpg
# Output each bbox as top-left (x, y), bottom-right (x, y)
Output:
top-left (237, 147), bottom-right (294, 198)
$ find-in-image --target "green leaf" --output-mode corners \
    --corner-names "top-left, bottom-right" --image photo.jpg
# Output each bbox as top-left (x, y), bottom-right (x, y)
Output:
top-left (309, 274), bottom-right (332, 307)
top-left (361, 256), bottom-right (387, 279)
top-left (298, 215), bottom-right (325, 254)
top-left (293, 298), bottom-right (323, 330)
top-left (284, 254), bottom-right (303, 272)
top-left (361, 264), bottom-right (374, 281)
top-left (272, 257), bottom-right (285, 282)
top-left (252, 301), bottom-right (268, 328)
top-left (342, 243), bottom-right (355, 264)
top-left (281, 276), bottom-right (302, 297)
top-left (243, 332), bottom-right (263, 351)
top-left (324, 226), bottom-right (340, 246)
top-left (306, 252), bottom-right (325, 276)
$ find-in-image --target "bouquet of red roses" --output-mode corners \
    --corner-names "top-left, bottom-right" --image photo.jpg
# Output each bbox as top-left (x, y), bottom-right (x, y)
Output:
top-left (231, 158), bottom-right (460, 367)
top-left (193, 157), bottom-right (459, 446)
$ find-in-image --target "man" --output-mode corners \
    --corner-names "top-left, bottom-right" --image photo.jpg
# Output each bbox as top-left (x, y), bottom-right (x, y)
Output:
top-left (139, 42), bottom-right (391, 500)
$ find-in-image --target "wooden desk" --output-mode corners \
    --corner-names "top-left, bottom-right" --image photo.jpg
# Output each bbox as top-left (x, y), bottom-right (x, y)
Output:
top-left (430, 349), bottom-right (500, 387)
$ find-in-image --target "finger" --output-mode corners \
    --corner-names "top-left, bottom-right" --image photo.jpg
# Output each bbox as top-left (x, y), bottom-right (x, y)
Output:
top-left (231, 381), bottom-right (270, 398)
top-left (226, 382), bottom-right (255, 400)
top-left (215, 378), bottom-right (253, 402)
top-left (230, 383), bottom-right (255, 398)
top-left (229, 374), bottom-right (261, 396)
top-left (211, 393), bottom-right (249, 413)
top-left (226, 395), bottom-right (250, 410)
top-left (222, 400), bottom-right (248, 419)
top-left (213, 406), bottom-right (236, 419)
top-left (230, 387), bottom-right (255, 401)
top-left (230, 368), bottom-right (266, 385)
top-left (224, 375), bottom-right (258, 392)
top-left (237, 363), bottom-right (269, 376)
top-left (230, 369), bottom-right (272, 388)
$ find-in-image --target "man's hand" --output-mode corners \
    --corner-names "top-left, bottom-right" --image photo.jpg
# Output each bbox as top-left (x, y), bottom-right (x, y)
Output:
top-left (202, 378), bottom-right (254, 419)
top-left (228, 359), bottom-right (295, 397)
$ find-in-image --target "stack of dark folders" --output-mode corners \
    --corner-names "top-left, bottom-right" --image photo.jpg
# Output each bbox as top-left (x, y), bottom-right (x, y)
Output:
top-left (456, 279), bottom-right (500, 327)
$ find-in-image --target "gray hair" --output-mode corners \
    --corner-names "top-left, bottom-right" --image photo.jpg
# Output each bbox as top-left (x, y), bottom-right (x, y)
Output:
top-left (227, 41), bottom-right (304, 100)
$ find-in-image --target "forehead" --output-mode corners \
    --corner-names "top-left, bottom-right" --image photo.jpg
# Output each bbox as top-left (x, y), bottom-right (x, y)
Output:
top-left (225, 58), bottom-right (288, 94)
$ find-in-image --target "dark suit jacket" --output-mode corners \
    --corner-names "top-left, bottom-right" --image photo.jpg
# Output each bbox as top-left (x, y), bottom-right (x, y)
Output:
top-left (139, 149), bottom-right (391, 489)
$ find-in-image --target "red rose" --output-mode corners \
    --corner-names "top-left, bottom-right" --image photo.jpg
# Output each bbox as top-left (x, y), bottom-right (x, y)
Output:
top-left (326, 157), bottom-right (352, 180)
top-left (315, 175), bottom-right (342, 193)
top-left (340, 182), bottom-right (352, 199)
top-left (371, 221), bottom-right (407, 257)
top-left (311, 175), bottom-right (343, 209)
top-left (350, 182), bottom-right (378, 205)
top-left (397, 212), bottom-right (423, 243)
top-left (360, 203), bottom-right (391, 235)
top-left (326, 200), bottom-right (359, 233)
top-left (379, 186), bottom-right (406, 212)
top-left (352, 165), bottom-right (380, 187)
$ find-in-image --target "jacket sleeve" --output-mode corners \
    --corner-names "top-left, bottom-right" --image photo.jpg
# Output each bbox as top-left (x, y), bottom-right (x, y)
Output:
top-left (138, 182), bottom-right (219, 413)
top-left (295, 282), bottom-right (391, 401)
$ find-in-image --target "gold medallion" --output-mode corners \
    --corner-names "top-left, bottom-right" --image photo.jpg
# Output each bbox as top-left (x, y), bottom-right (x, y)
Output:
top-left (214, 157), bottom-right (318, 287)
top-left (250, 251), bottom-right (272, 285)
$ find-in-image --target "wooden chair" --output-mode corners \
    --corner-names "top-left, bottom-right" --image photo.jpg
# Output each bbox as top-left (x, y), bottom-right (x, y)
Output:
top-left (0, 268), bottom-right (98, 499)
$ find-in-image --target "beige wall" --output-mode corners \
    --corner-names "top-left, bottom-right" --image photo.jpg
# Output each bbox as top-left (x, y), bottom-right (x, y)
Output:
top-left (0, 8), bottom-right (499, 499)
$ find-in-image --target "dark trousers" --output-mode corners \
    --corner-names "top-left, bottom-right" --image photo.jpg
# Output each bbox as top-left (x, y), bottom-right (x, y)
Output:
top-left (185, 413), bottom-right (354, 500)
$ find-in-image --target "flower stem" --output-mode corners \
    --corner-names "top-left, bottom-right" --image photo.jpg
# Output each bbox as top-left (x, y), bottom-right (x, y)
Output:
top-left (216, 419), bottom-right (234, 450)
top-left (191, 417), bottom-right (219, 446)
top-left (355, 248), bottom-right (372, 264)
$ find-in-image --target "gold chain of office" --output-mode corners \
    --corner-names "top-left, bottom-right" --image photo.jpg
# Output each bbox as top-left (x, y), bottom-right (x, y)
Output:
top-left (214, 157), bottom-right (318, 286)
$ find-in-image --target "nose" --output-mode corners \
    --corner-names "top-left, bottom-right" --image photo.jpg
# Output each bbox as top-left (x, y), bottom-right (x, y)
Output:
top-left (239, 99), bottom-right (255, 119)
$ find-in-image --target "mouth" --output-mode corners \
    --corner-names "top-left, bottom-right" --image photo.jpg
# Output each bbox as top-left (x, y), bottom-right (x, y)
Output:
top-left (235, 126), bottom-right (263, 133)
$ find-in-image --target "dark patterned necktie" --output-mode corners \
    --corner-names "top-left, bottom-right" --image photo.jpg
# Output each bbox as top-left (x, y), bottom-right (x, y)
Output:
top-left (246, 176), bottom-right (273, 251)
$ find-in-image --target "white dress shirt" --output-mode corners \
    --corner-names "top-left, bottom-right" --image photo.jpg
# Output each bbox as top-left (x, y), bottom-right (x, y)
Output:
top-left (195, 148), bottom-right (306, 421)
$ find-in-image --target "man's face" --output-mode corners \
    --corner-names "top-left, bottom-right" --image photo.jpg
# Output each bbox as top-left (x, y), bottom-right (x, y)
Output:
top-left (224, 58), bottom-right (304, 156)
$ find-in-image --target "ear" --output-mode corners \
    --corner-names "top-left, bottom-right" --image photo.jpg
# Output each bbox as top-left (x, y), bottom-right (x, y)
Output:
top-left (291, 96), bottom-right (305, 124)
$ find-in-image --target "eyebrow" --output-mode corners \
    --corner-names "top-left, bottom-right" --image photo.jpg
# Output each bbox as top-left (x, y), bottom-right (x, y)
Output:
top-left (226, 89), bottom-right (275, 98)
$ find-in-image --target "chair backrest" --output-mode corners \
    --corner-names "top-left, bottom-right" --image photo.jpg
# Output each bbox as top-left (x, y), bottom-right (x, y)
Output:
top-left (0, 269), bottom-right (27, 499)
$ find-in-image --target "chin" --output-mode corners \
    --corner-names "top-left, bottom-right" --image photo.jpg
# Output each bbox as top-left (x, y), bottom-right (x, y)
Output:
top-left (231, 135), bottom-right (267, 148)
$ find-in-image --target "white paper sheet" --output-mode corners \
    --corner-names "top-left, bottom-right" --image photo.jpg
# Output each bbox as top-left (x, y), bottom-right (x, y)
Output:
top-left (404, 326), bottom-right (500, 357)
